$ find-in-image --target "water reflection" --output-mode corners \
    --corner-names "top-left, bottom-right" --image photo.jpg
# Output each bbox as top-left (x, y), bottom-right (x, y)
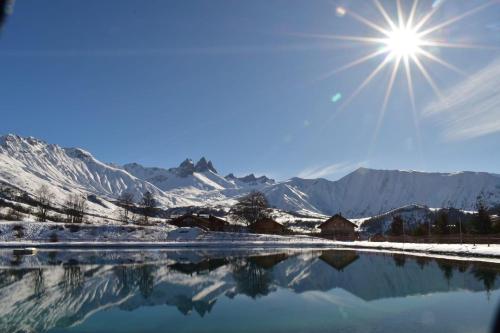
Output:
top-left (0, 249), bottom-right (498, 333)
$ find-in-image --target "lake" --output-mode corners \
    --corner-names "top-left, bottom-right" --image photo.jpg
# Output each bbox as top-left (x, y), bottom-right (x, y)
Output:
top-left (0, 248), bottom-right (499, 333)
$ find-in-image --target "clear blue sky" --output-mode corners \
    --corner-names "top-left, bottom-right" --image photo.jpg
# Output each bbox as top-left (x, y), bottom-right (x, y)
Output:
top-left (1, 0), bottom-right (499, 180)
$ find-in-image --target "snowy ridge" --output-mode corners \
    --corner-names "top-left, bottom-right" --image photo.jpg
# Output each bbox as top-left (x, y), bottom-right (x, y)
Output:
top-left (0, 134), bottom-right (196, 210)
top-left (263, 168), bottom-right (500, 217)
top-left (1, 134), bottom-right (500, 218)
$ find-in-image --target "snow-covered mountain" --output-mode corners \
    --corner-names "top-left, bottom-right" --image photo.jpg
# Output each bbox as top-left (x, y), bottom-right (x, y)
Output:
top-left (263, 168), bottom-right (500, 217)
top-left (0, 134), bottom-right (196, 210)
top-left (1, 134), bottom-right (500, 218)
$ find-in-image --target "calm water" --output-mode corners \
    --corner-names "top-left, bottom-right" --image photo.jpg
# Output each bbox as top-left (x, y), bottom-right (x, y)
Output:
top-left (0, 248), bottom-right (499, 333)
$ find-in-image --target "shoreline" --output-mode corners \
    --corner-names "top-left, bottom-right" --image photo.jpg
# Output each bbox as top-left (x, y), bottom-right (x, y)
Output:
top-left (1, 239), bottom-right (499, 261)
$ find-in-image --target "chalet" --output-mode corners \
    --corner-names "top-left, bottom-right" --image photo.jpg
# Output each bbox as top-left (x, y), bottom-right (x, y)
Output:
top-left (248, 217), bottom-right (288, 235)
top-left (318, 214), bottom-right (356, 240)
top-left (169, 214), bottom-right (227, 232)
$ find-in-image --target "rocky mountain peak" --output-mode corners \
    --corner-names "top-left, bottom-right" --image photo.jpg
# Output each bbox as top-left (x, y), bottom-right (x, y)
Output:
top-left (194, 157), bottom-right (217, 173)
top-left (175, 158), bottom-right (195, 177)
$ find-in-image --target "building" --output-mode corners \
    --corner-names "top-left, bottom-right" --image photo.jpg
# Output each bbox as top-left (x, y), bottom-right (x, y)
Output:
top-left (248, 217), bottom-right (288, 235)
top-left (169, 214), bottom-right (227, 231)
top-left (318, 214), bottom-right (356, 240)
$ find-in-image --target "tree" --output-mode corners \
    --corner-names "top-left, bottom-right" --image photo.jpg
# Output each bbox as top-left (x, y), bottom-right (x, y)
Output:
top-left (434, 211), bottom-right (449, 235)
top-left (411, 222), bottom-right (427, 237)
top-left (35, 184), bottom-right (52, 222)
top-left (118, 192), bottom-right (135, 223)
top-left (389, 215), bottom-right (404, 236)
top-left (474, 198), bottom-right (492, 234)
top-left (65, 194), bottom-right (87, 223)
top-left (140, 191), bottom-right (157, 224)
top-left (230, 191), bottom-right (271, 226)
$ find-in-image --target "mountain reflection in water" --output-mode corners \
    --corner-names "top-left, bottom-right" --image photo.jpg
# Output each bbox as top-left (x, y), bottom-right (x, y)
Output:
top-left (0, 249), bottom-right (498, 333)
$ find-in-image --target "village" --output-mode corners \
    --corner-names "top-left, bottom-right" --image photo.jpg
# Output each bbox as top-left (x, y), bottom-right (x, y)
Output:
top-left (168, 212), bottom-right (357, 241)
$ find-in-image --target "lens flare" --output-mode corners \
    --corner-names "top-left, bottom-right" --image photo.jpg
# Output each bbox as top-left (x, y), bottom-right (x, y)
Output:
top-left (298, 0), bottom-right (497, 160)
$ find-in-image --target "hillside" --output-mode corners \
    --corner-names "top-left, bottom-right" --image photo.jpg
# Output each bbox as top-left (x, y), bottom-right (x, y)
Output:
top-left (1, 134), bottom-right (500, 219)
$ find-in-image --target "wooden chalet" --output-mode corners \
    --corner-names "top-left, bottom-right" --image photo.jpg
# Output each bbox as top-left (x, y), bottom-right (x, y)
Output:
top-left (248, 217), bottom-right (288, 235)
top-left (318, 214), bottom-right (356, 240)
top-left (169, 214), bottom-right (228, 232)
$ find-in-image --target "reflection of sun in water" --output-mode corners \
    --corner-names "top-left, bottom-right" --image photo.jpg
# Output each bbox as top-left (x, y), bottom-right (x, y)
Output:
top-left (298, 0), bottom-right (496, 150)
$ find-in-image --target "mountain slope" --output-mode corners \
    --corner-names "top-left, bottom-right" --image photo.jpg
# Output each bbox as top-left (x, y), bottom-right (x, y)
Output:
top-left (264, 168), bottom-right (500, 217)
top-left (1, 134), bottom-right (500, 218)
top-left (0, 134), bottom-right (194, 208)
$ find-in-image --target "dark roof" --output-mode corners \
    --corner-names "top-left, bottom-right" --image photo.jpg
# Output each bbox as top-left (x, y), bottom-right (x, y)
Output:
top-left (318, 214), bottom-right (356, 229)
top-left (250, 217), bottom-right (285, 229)
top-left (169, 214), bottom-right (228, 230)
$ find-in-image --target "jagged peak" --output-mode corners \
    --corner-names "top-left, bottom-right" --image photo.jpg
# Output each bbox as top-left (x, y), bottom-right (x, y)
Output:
top-left (194, 157), bottom-right (217, 173)
top-left (173, 158), bottom-right (195, 177)
top-left (179, 158), bottom-right (194, 168)
top-left (1, 133), bottom-right (48, 147)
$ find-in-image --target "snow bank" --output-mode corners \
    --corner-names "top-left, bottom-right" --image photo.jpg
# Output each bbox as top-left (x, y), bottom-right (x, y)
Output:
top-left (1, 221), bottom-right (500, 260)
top-left (332, 240), bottom-right (500, 258)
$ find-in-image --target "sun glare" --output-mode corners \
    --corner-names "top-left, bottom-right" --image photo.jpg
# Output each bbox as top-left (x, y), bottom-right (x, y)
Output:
top-left (297, 0), bottom-right (496, 158)
top-left (384, 27), bottom-right (422, 59)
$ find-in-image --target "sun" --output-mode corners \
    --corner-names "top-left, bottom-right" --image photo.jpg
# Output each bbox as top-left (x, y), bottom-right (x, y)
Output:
top-left (293, 0), bottom-right (496, 158)
top-left (384, 26), bottom-right (423, 59)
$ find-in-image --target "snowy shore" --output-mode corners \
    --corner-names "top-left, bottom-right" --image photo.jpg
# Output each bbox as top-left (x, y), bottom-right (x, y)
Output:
top-left (1, 239), bottom-right (499, 258)
top-left (333, 241), bottom-right (500, 259)
top-left (1, 221), bottom-right (499, 259)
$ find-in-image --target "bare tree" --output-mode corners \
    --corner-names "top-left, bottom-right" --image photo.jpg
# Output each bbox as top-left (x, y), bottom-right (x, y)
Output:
top-left (65, 194), bottom-right (87, 223)
top-left (35, 185), bottom-right (52, 222)
top-left (118, 192), bottom-right (135, 223)
top-left (140, 191), bottom-right (157, 224)
top-left (475, 197), bottom-right (492, 234)
top-left (230, 191), bottom-right (271, 226)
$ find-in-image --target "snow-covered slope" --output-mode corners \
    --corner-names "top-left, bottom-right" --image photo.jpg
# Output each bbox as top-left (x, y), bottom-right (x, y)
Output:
top-left (263, 168), bottom-right (500, 217)
top-left (1, 134), bottom-right (500, 218)
top-left (123, 158), bottom-right (235, 192)
top-left (0, 134), bottom-right (194, 209)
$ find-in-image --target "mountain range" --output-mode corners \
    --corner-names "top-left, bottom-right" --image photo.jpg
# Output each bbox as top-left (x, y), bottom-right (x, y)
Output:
top-left (1, 134), bottom-right (500, 219)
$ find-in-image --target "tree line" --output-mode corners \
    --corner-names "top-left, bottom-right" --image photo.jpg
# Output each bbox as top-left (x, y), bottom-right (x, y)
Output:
top-left (389, 198), bottom-right (499, 237)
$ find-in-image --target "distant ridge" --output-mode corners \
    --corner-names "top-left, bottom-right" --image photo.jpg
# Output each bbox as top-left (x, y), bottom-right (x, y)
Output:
top-left (1, 134), bottom-right (500, 218)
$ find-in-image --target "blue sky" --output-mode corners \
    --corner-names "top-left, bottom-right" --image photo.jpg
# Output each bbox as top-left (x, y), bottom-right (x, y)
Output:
top-left (0, 0), bottom-right (499, 180)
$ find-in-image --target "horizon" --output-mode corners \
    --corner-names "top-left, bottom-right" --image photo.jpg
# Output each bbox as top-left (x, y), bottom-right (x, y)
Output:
top-left (2, 132), bottom-right (499, 182)
top-left (1, 0), bottom-right (499, 180)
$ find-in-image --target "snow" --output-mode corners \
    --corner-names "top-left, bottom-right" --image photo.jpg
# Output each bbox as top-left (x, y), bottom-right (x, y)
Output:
top-left (263, 168), bottom-right (500, 217)
top-left (167, 227), bottom-right (205, 241)
top-left (331, 240), bottom-right (500, 259)
top-left (2, 134), bottom-right (500, 221)
top-left (0, 220), bottom-right (176, 243)
top-left (1, 221), bottom-right (499, 260)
